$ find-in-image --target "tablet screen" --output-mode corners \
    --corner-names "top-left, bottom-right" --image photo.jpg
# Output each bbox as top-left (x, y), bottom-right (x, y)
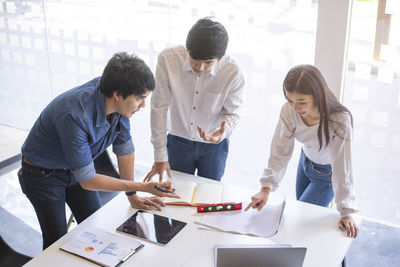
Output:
top-left (116, 210), bottom-right (187, 245)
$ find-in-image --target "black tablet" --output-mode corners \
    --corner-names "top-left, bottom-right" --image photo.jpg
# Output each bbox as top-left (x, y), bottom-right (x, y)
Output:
top-left (116, 210), bottom-right (187, 245)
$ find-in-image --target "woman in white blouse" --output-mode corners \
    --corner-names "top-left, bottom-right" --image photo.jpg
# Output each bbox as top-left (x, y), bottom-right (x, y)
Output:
top-left (245, 64), bottom-right (359, 238)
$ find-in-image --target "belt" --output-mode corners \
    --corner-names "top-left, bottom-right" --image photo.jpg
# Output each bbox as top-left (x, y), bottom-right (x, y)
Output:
top-left (23, 157), bottom-right (37, 167)
top-left (21, 156), bottom-right (69, 175)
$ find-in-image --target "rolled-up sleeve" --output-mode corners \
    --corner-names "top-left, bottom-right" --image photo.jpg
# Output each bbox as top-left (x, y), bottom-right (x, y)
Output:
top-left (113, 139), bottom-right (135, 155)
top-left (72, 161), bottom-right (96, 183)
top-left (55, 113), bottom-right (96, 182)
top-left (112, 117), bottom-right (135, 155)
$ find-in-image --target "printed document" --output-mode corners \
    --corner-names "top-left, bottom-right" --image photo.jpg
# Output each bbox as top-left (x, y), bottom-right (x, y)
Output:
top-left (197, 196), bottom-right (285, 237)
top-left (60, 227), bottom-right (143, 267)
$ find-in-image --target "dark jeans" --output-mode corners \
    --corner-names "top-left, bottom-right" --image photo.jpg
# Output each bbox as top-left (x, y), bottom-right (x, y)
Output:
top-left (167, 134), bottom-right (229, 181)
top-left (18, 160), bottom-right (101, 250)
top-left (296, 150), bottom-right (334, 207)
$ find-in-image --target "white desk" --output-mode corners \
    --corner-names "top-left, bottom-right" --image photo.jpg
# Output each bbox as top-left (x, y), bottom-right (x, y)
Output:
top-left (24, 171), bottom-right (359, 267)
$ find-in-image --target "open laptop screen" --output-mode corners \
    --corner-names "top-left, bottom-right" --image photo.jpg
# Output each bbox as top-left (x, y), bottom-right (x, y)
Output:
top-left (215, 245), bottom-right (306, 267)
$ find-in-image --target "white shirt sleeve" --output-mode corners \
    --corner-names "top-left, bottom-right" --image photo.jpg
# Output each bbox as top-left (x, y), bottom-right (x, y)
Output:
top-left (220, 67), bottom-right (245, 141)
top-left (151, 53), bottom-right (171, 162)
top-left (260, 104), bottom-right (296, 191)
top-left (330, 113), bottom-right (359, 217)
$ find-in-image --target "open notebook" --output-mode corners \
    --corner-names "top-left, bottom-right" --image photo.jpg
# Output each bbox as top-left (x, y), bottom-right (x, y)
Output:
top-left (163, 179), bottom-right (223, 206)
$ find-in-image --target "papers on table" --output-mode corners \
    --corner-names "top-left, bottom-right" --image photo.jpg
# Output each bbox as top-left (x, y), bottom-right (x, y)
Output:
top-left (60, 227), bottom-right (143, 267)
top-left (196, 196), bottom-right (285, 237)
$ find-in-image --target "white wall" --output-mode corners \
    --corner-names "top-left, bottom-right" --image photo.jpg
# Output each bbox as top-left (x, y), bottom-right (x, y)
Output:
top-left (314, 0), bottom-right (353, 101)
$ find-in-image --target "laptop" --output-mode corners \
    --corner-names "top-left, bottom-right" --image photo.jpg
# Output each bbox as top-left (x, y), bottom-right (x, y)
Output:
top-left (215, 244), bottom-right (307, 267)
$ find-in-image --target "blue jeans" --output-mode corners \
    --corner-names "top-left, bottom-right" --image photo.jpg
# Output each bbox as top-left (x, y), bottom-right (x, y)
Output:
top-left (296, 150), bottom-right (334, 207)
top-left (18, 160), bottom-right (101, 249)
top-left (167, 134), bottom-right (229, 181)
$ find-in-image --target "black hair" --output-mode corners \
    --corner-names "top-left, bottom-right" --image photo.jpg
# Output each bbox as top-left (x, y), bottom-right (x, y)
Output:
top-left (99, 52), bottom-right (155, 99)
top-left (186, 17), bottom-right (229, 60)
top-left (283, 64), bottom-right (353, 150)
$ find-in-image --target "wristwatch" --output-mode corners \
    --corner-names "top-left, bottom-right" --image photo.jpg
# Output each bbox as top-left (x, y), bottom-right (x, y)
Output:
top-left (125, 191), bottom-right (136, 196)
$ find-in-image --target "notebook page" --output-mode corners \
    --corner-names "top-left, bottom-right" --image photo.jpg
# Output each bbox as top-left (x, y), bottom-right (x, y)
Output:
top-left (164, 179), bottom-right (197, 205)
top-left (192, 182), bottom-right (223, 206)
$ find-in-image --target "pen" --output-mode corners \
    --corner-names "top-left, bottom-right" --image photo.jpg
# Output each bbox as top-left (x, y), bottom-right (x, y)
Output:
top-left (154, 185), bottom-right (175, 194)
top-left (116, 244), bottom-right (144, 266)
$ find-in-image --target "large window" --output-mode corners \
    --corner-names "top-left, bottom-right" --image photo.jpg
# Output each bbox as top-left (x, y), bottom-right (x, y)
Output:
top-left (343, 0), bottom-right (400, 223)
top-left (0, 0), bottom-right (318, 193)
top-left (5, 1), bottom-right (399, 228)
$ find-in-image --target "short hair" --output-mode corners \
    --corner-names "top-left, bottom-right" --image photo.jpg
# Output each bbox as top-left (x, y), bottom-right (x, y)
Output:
top-left (186, 17), bottom-right (229, 60)
top-left (99, 52), bottom-right (155, 99)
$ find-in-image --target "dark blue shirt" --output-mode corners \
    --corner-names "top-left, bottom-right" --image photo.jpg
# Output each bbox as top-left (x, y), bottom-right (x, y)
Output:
top-left (22, 77), bottom-right (135, 182)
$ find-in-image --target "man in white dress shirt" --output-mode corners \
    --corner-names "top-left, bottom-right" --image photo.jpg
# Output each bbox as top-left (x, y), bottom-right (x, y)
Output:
top-left (144, 18), bottom-right (245, 182)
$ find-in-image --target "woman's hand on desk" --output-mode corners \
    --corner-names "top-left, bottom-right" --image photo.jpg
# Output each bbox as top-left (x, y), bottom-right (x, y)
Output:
top-left (244, 187), bottom-right (271, 211)
top-left (338, 216), bottom-right (359, 238)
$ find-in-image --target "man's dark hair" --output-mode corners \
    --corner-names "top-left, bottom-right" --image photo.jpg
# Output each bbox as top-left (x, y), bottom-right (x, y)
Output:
top-left (186, 17), bottom-right (229, 60)
top-left (99, 52), bottom-right (155, 99)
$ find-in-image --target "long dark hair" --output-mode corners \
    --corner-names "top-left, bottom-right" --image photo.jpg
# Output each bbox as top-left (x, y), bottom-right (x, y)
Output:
top-left (283, 64), bottom-right (353, 150)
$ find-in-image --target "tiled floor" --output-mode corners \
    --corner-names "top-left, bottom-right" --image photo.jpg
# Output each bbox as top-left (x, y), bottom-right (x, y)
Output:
top-left (0, 124), bottom-right (27, 163)
top-left (0, 164), bottom-right (41, 233)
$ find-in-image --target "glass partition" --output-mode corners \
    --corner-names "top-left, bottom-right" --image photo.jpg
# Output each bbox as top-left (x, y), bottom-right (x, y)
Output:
top-left (0, 0), bottom-right (319, 196)
top-left (343, 0), bottom-right (400, 223)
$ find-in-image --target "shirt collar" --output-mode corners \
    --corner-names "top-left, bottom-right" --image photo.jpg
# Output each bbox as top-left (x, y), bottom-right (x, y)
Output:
top-left (95, 87), bottom-right (107, 127)
top-left (182, 52), bottom-right (218, 77)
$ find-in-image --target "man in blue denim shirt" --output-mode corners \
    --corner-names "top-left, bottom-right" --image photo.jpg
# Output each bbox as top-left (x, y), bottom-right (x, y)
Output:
top-left (18, 52), bottom-right (178, 249)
